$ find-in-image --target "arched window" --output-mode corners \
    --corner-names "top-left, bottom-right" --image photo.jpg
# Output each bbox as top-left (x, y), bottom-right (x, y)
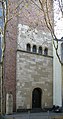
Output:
top-left (27, 43), bottom-right (31, 52)
top-left (61, 43), bottom-right (63, 62)
top-left (33, 45), bottom-right (37, 53)
top-left (44, 47), bottom-right (48, 55)
top-left (38, 46), bottom-right (42, 54)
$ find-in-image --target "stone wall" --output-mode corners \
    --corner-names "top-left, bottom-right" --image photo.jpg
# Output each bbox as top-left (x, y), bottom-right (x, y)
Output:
top-left (16, 51), bottom-right (53, 109)
top-left (16, 23), bottom-right (53, 110)
top-left (17, 24), bottom-right (53, 56)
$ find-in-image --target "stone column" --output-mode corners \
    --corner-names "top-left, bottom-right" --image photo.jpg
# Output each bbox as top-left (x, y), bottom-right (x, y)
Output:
top-left (53, 0), bottom-right (63, 107)
top-left (53, 44), bottom-right (62, 106)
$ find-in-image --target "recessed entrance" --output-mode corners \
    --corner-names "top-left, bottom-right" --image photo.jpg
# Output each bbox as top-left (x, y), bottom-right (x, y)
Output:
top-left (32, 88), bottom-right (42, 108)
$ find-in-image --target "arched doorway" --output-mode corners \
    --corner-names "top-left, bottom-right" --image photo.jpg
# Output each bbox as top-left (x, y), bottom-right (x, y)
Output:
top-left (32, 88), bottom-right (42, 108)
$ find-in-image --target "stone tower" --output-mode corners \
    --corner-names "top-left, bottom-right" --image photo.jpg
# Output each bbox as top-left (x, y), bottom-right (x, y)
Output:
top-left (16, 0), bottom-right (53, 111)
top-left (16, 24), bottom-right (53, 111)
top-left (4, 0), bottom-right (53, 112)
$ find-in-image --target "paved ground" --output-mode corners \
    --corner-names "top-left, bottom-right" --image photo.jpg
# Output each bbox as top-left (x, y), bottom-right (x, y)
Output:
top-left (2, 112), bottom-right (63, 119)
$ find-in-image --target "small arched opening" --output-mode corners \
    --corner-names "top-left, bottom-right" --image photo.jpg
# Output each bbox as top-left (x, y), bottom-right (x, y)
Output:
top-left (27, 43), bottom-right (31, 52)
top-left (32, 88), bottom-right (42, 108)
top-left (44, 47), bottom-right (48, 55)
top-left (38, 46), bottom-right (42, 54)
top-left (32, 45), bottom-right (37, 53)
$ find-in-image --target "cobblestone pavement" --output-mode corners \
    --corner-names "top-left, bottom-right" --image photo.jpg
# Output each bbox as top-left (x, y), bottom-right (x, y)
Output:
top-left (3, 112), bottom-right (63, 119)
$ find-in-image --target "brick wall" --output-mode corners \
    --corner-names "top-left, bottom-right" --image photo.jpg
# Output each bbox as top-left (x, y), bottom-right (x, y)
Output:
top-left (4, 0), bottom-right (18, 112)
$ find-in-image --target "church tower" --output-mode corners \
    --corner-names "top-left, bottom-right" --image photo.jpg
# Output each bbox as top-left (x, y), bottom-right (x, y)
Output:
top-left (16, 0), bottom-right (53, 111)
top-left (4, 0), bottom-right (53, 113)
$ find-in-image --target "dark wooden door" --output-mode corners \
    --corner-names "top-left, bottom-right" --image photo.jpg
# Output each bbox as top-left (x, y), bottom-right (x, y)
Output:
top-left (32, 88), bottom-right (41, 108)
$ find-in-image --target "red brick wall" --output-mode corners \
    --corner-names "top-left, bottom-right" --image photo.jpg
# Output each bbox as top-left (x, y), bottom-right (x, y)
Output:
top-left (4, 0), bottom-right (18, 112)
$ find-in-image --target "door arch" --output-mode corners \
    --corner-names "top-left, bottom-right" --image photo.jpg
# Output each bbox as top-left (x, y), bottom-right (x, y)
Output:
top-left (32, 88), bottom-right (42, 108)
